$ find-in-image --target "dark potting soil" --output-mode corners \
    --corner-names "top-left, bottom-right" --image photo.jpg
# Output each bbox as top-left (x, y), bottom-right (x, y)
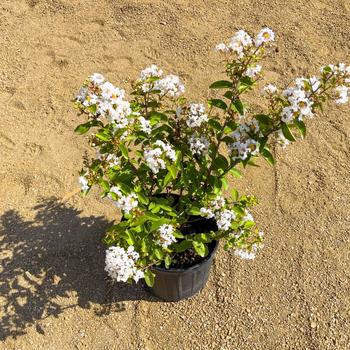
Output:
top-left (166, 215), bottom-right (218, 269)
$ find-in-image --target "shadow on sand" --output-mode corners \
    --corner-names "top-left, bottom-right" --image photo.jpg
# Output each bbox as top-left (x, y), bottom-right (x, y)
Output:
top-left (0, 197), bottom-right (156, 341)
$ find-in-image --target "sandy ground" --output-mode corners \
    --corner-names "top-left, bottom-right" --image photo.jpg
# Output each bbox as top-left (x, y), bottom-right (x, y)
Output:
top-left (1, 0), bottom-right (350, 349)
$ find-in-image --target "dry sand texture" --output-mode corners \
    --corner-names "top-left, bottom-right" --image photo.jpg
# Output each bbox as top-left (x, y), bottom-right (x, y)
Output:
top-left (1, 0), bottom-right (350, 349)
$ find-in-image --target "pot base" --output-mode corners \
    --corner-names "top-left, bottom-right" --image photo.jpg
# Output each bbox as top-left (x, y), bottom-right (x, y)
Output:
top-left (148, 240), bottom-right (218, 302)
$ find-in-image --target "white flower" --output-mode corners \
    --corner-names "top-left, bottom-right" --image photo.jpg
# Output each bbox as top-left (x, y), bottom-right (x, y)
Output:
top-left (255, 28), bottom-right (275, 47)
top-left (106, 154), bottom-right (120, 168)
top-left (295, 98), bottom-right (313, 117)
top-left (139, 65), bottom-right (164, 93)
top-left (276, 129), bottom-right (290, 148)
top-left (335, 85), bottom-right (349, 104)
top-left (133, 269), bottom-right (145, 283)
top-left (105, 246), bottom-right (144, 283)
top-left (154, 140), bottom-right (176, 161)
top-left (281, 106), bottom-right (295, 123)
top-left (263, 84), bottom-right (277, 95)
top-left (188, 134), bottom-right (210, 156)
top-left (228, 123), bottom-right (260, 161)
top-left (155, 74), bottom-right (185, 98)
top-left (139, 116), bottom-right (152, 134)
top-left (82, 93), bottom-right (99, 108)
top-left (243, 211), bottom-right (254, 222)
top-left (216, 209), bottom-right (236, 231)
top-left (175, 107), bottom-right (183, 118)
top-left (309, 76), bottom-right (321, 92)
top-left (157, 224), bottom-right (177, 248)
top-left (115, 193), bottom-right (138, 214)
top-left (140, 64), bottom-right (163, 81)
top-left (244, 65), bottom-right (262, 78)
top-left (144, 148), bottom-right (166, 174)
top-left (100, 82), bottom-right (125, 101)
top-left (234, 248), bottom-right (256, 260)
top-left (186, 103), bottom-right (208, 128)
top-left (236, 30), bottom-right (253, 47)
top-left (107, 100), bottom-right (132, 127)
top-left (200, 207), bottom-right (215, 219)
top-left (108, 186), bottom-right (122, 198)
top-left (215, 43), bottom-right (229, 52)
top-left (210, 196), bottom-right (225, 210)
top-left (108, 186), bottom-right (138, 213)
top-left (78, 176), bottom-right (89, 191)
top-left (227, 30), bottom-right (253, 57)
top-left (76, 87), bottom-right (88, 102)
top-left (89, 73), bottom-right (105, 86)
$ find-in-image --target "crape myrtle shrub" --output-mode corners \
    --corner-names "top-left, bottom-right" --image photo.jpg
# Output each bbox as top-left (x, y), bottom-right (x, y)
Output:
top-left (74, 28), bottom-right (350, 286)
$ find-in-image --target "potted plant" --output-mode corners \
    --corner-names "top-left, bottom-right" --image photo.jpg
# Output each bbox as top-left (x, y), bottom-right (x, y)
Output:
top-left (74, 28), bottom-right (349, 301)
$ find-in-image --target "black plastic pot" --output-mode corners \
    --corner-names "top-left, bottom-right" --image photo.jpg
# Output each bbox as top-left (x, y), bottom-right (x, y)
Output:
top-left (149, 239), bottom-right (218, 302)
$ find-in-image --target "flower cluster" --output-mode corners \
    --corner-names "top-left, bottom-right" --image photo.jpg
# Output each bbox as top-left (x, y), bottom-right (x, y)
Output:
top-left (228, 120), bottom-right (261, 161)
top-left (186, 103), bottom-right (208, 128)
top-left (138, 116), bottom-right (152, 134)
top-left (215, 28), bottom-right (274, 64)
top-left (77, 73), bottom-right (133, 130)
top-left (188, 134), bottom-right (210, 156)
top-left (144, 140), bottom-right (176, 174)
top-left (157, 224), bottom-right (177, 248)
top-left (200, 196), bottom-right (238, 232)
top-left (105, 246), bottom-right (144, 282)
top-left (138, 64), bottom-right (185, 97)
top-left (108, 186), bottom-right (138, 214)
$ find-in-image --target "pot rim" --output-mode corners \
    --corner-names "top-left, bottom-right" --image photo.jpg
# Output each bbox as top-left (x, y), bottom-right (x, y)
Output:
top-left (152, 240), bottom-right (219, 273)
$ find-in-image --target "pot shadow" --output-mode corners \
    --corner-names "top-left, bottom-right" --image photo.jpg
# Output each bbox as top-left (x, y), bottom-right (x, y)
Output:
top-left (0, 197), bottom-right (156, 341)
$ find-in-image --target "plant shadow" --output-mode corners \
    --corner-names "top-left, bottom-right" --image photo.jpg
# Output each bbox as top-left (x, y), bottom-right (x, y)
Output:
top-left (0, 197), bottom-right (156, 341)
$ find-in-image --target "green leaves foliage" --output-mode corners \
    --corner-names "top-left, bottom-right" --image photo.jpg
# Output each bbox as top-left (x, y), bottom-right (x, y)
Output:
top-left (74, 120), bottom-right (101, 134)
top-left (192, 241), bottom-right (208, 257)
top-left (209, 80), bottom-right (233, 89)
top-left (281, 122), bottom-right (296, 142)
top-left (208, 98), bottom-right (228, 110)
top-left (144, 270), bottom-right (155, 287)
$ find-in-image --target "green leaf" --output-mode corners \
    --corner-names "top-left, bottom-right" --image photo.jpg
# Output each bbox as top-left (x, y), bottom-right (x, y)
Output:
top-left (209, 80), bottom-right (233, 89)
top-left (208, 119), bottom-right (222, 132)
top-left (212, 154), bottom-right (229, 172)
top-left (173, 230), bottom-right (184, 239)
top-left (150, 218), bottom-right (169, 232)
top-left (192, 241), bottom-right (208, 257)
top-left (144, 269), bottom-right (155, 287)
top-left (74, 122), bottom-right (92, 135)
top-left (154, 247), bottom-right (164, 260)
top-left (238, 76), bottom-right (254, 93)
top-left (99, 179), bottom-right (110, 192)
top-left (119, 144), bottom-right (129, 159)
top-left (163, 171), bottom-right (173, 186)
top-left (229, 167), bottom-right (242, 178)
top-left (96, 132), bottom-right (112, 141)
top-left (294, 119), bottom-right (306, 139)
top-left (175, 240), bottom-right (192, 252)
top-left (223, 90), bottom-right (233, 100)
top-left (137, 192), bottom-right (149, 205)
top-left (188, 207), bottom-right (201, 215)
top-left (255, 114), bottom-right (272, 127)
top-left (231, 188), bottom-right (239, 202)
top-left (164, 255), bottom-right (172, 269)
top-left (167, 164), bottom-right (178, 179)
top-left (281, 123), bottom-right (296, 142)
top-left (87, 104), bottom-right (97, 114)
top-left (261, 148), bottom-right (275, 166)
top-left (231, 99), bottom-right (244, 115)
top-left (208, 99), bottom-right (228, 111)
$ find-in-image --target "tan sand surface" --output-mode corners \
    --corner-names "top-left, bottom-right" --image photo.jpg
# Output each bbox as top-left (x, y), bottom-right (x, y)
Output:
top-left (1, 0), bottom-right (349, 349)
